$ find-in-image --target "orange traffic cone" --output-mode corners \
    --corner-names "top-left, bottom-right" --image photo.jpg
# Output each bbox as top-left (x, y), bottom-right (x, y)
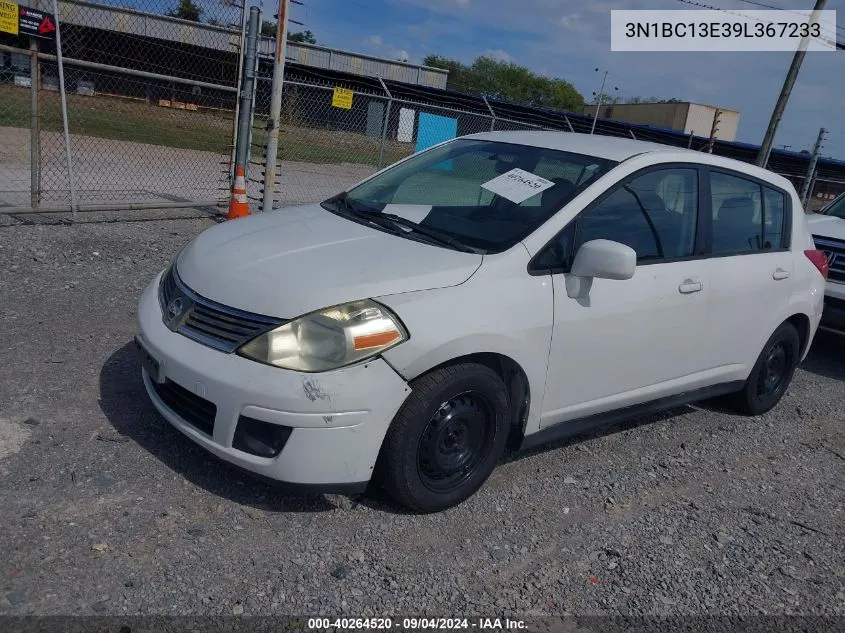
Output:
top-left (226, 166), bottom-right (249, 220)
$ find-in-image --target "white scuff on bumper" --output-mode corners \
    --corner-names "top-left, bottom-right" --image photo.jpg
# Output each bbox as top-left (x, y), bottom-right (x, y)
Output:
top-left (135, 271), bottom-right (411, 489)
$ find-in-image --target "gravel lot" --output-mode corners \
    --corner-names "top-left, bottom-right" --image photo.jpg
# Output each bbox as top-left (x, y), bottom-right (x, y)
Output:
top-left (0, 215), bottom-right (843, 620)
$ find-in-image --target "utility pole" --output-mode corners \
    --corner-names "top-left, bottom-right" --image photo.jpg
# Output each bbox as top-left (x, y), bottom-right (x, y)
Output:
top-left (262, 0), bottom-right (291, 213)
top-left (706, 108), bottom-right (722, 154)
top-left (800, 127), bottom-right (827, 208)
top-left (755, 0), bottom-right (827, 168)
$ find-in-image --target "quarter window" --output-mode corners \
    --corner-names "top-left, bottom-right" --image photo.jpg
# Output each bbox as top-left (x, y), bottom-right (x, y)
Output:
top-left (573, 168), bottom-right (699, 262)
top-left (710, 172), bottom-right (787, 253)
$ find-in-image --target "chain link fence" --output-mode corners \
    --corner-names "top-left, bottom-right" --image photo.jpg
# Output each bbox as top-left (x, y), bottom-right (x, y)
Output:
top-left (3, 2), bottom-right (843, 217)
top-left (250, 58), bottom-right (572, 207)
top-left (1, 0), bottom-right (245, 213)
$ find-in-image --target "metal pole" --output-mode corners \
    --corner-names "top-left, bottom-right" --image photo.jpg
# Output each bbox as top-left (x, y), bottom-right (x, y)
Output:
top-left (755, 0), bottom-right (827, 167)
top-left (590, 71), bottom-right (607, 136)
top-left (376, 77), bottom-right (392, 169)
top-left (229, 0), bottom-right (250, 183)
top-left (29, 16), bottom-right (40, 210)
top-left (482, 95), bottom-right (496, 132)
top-left (52, 0), bottom-right (77, 222)
top-left (261, 0), bottom-right (290, 213)
top-left (246, 8), bottom-right (261, 181)
top-left (800, 127), bottom-right (826, 207)
top-left (235, 7), bottom-right (260, 171)
top-left (562, 114), bottom-right (574, 133)
top-left (687, 132), bottom-right (694, 149)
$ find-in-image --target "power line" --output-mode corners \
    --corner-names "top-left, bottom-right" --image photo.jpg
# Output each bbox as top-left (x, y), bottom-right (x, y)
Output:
top-left (733, 0), bottom-right (844, 33)
top-left (674, 0), bottom-right (845, 49)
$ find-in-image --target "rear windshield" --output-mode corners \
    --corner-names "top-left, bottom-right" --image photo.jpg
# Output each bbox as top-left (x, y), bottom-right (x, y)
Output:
top-left (342, 139), bottom-right (617, 253)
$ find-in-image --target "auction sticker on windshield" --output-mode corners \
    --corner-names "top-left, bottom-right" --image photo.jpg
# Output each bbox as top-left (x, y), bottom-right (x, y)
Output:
top-left (481, 168), bottom-right (555, 204)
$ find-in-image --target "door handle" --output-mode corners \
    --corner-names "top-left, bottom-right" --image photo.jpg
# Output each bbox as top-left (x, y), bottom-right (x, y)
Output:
top-left (773, 268), bottom-right (790, 280)
top-left (678, 280), bottom-right (702, 294)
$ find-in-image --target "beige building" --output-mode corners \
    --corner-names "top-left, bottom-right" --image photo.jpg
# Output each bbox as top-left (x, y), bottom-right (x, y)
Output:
top-left (582, 102), bottom-right (740, 142)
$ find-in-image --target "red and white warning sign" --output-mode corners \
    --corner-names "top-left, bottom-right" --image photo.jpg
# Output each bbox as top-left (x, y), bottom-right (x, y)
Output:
top-left (18, 5), bottom-right (56, 40)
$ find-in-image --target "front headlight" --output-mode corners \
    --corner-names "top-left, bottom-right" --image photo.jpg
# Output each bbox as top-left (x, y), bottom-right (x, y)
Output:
top-left (237, 299), bottom-right (408, 372)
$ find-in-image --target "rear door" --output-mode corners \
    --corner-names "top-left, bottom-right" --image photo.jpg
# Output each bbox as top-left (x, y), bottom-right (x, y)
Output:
top-left (702, 169), bottom-right (794, 376)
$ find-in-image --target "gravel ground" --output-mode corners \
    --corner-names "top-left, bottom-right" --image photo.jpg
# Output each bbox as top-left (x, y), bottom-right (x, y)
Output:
top-left (0, 216), bottom-right (843, 620)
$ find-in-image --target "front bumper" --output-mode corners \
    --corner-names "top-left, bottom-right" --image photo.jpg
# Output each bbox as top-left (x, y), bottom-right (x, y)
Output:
top-left (136, 271), bottom-right (411, 489)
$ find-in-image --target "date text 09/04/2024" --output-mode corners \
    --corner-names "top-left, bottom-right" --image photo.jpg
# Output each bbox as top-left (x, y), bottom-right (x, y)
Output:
top-left (307, 617), bottom-right (528, 630)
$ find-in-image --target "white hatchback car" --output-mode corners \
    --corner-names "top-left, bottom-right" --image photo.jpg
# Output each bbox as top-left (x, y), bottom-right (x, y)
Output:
top-left (136, 132), bottom-right (828, 512)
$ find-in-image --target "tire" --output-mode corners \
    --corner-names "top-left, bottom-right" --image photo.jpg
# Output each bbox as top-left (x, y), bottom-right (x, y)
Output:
top-left (730, 322), bottom-right (800, 416)
top-left (376, 363), bottom-right (510, 513)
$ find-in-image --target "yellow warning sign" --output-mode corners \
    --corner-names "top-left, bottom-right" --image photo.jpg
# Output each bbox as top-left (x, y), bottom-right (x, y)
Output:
top-left (331, 87), bottom-right (353, 110)
top-left (0, 0), bottom-right (19, 36)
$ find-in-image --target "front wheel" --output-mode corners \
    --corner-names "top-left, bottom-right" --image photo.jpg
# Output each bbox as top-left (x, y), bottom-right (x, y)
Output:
top-left (730, 322), bottom-right (800, 416)
top-left (377, 363), bottom-right (510, 513)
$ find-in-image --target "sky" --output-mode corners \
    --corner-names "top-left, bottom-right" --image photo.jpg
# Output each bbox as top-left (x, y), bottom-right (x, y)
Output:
top-left (269, 0), bottom-right (845, 159)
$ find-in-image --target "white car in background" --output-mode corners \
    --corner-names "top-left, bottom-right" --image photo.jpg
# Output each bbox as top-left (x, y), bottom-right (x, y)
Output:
top-left (807, 192), bottom-right (845, 333)
top-left (135, 132), bottom-right (828, 512)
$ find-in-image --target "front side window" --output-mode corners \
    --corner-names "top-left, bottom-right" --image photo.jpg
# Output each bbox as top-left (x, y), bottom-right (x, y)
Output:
top-left (335, 139), bottom-right (617, 253)
top-left (710, 172), bottom-right (788, 254)
top-left (573, 168), bottom-right (699, 262)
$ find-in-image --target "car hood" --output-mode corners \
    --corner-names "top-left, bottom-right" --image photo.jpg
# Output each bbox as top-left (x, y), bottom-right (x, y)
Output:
top-left (175, 204), bottom-right (483, 317)
top-left (807, 213), bottom-right (845, 241)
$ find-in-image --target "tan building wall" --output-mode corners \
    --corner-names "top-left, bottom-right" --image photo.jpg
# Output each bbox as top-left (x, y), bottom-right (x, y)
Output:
top-left (582, 102), bottom-right (739, 142)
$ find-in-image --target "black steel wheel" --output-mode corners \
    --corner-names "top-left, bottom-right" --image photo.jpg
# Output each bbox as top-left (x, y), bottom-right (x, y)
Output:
top-left (417, 392), bottom-right (496, 494)
top-left (377, 363), bottom-right (510, 513)
top-left (731, 322), bottom-right (800, 416)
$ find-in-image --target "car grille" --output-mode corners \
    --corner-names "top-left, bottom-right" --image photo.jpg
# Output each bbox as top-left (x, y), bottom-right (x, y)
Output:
top-left (812, 236), bottom-right (845, 284)
top-left (151, 378), bottom-right (217, 436)
top-left (158, 265), bottom-right (286, 353)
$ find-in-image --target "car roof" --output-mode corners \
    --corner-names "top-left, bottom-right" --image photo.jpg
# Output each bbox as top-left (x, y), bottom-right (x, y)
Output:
top-left (463, 131), bottom-right (794, 191)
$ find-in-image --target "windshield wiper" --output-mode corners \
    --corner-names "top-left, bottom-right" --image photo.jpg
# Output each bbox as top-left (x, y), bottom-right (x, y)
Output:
top-left (325, 193), bottom-right (479, 253)
top-left (374, 213), bottom-right (480, 253)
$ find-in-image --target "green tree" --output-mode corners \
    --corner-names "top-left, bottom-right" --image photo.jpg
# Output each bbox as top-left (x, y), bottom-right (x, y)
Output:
top-left (166, 0), bottom-right (202, 22)
top-left (288, 30), bottom-right (316, 43)
top-left (260, 24), bottom-right (317, 43)
top-left (624, 96), bottom-right (682, 104)
top-left (422, 54), bottom-right (583, 111)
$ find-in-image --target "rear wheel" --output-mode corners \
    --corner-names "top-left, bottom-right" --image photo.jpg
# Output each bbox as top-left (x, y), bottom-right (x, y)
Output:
top-left (377, 363), bottom-right (510, 513)
top-left (731, 322), bottom-right (800, 416)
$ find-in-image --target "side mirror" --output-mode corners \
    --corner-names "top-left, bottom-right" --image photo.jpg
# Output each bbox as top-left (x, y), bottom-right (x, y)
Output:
top-left (566, 239), bottom-right (637, 298)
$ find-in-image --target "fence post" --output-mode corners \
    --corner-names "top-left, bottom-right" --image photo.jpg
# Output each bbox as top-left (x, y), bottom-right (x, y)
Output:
top-left (52, 0), bottom-right (77, 221)
top-left (262, 0), bottom-right (291, 213)
top-left (29, 24), bottom-right (40, 209)
top-left (377, 77), bottom-right (392, 169)
top-left (234, 7), bottom-right (260, 173)
top-left (562, 114), bottom-right (574, 133)
top-left (482, 96), bottom-right (496, 132)
top-left (229, 0), bottom-right (249, 183)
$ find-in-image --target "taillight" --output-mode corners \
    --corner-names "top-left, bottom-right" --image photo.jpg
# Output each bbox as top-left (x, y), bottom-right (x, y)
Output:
top-left (804, 250), bottom-right (829, 279)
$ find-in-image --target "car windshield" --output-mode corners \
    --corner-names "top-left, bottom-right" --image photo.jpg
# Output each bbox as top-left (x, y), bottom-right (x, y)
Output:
top-left (823, 194), bottom-right (845, 219)
top-left (323, 139), bottom-right (617, 253)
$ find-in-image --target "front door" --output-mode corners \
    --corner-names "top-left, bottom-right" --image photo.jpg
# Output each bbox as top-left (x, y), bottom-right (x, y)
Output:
top-left (539, 166), bottom-right (712, 426)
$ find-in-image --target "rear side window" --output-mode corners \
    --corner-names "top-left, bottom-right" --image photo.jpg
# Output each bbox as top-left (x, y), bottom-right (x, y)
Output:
top-left (710, 172), bottom-right (788, 254)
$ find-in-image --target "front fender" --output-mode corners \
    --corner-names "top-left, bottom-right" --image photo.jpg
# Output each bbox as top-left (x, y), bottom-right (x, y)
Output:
top-left (377, 261), bottom-right (554, 435)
